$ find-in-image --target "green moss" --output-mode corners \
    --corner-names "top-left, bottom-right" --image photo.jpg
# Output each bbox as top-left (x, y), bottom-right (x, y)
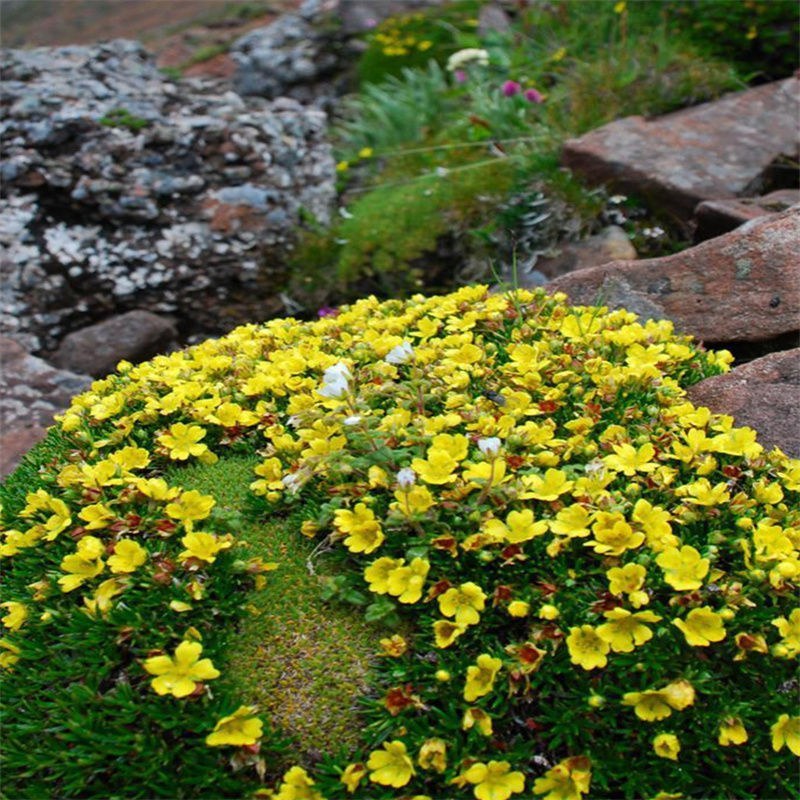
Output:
top-left (164, 457), bottom-right (379, 761)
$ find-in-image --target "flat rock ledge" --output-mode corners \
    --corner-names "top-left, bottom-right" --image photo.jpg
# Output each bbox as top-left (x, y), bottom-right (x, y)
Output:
top-left (547, 206), bottom-right (800, 349)
top-left (686, 348), bottom-right (800, 458)
top-left (562, 77), bottom-right (799, 221)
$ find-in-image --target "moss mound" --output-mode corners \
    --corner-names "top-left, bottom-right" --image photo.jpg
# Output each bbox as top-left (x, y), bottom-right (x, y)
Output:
top-left (1, 286), bottom-right (798, 799)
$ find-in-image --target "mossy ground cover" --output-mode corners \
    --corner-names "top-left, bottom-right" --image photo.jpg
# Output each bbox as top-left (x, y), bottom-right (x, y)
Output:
top-left (2, 286), bottom-right (798, 799)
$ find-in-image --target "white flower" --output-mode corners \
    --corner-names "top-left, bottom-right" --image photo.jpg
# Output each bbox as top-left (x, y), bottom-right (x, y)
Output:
top-left (324, 362), bottom-right (352, 382)
top-left (396, 468), bottom-right (416, 489)
top-left (446, 48), bottom-right (489, 71)
top-left (344, 415), bottom-right (362, 426)
top-left (318, 377), bottom-right (348, 398)
top-left (385, 341), bottom-right (414, 365)
top-left (478, 437), bottom-right (502, 457)
top-left (281, 473), bottom-right (303, 493)
top-left (318, 361), bottom-right (352, 398)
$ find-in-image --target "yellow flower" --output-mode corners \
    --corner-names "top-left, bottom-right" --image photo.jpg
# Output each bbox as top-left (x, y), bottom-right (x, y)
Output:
top-left (461, 761), bottom-right (525, 800)
top-left (606, 563), bottom-right (649, 607)
top-left (614, 1), bottom-right (627, 13)
top-left (179, 531), bottom-right (232, 564)
top-left (78, 503), bottom-right (115, 530)
top-left (604, 443), bottom-right (656, 476)
top-left (438, 582), bottom-right (486, 625)
top-left (519, 468), bottom-right (574, 500)
top-left (165, 490), bottom-right (216, 525)
top-left (386, 558), bottom-right (429, 603)
top-left (597, 608), bottom-right (661, 652)
top-left (655, 545), bottom-right (709, 591)
top-left (464, 653), bottom-right (502, 701)
top-left (433, 619), bottom-right (467, 648)
top-left (533, 756), bottom-right (592, 800)
top-left (364, 557), bottom-right (403, 593)
top-left (548, 504), bottom-right (592, 537)
top-left (0, 638), bottom-right (22, 670)
top-left (334, 503), bottom-right (385, 554)
top-left (411, 449), bottom-right (459, 484)
top-left (586, 512), bottom-right (644, 556)
top-left (58, 535), bottom-right (105, 592)
top-left (274, 766), bottom-right (324, 800)
top-left (367, 740), bottom-right (415, 787)
top-left (677, 478), bottom-right (730, 506)
top-left (718, 717), bottom-right (748, 746)
top-left (157, 422), bottom-right (209, 460)
top-left (205, 706), bottom-right (263, 746)
top-left (463, 707), bottom-right (493, 736)
top-left (108, 446), bottom-right (150, 472)
top-left (393, 485), bottom-right (435, 515)
top-left (0, 602), bottom-right (27, 632)
top-left (771, 714), bottom-right (800, 756)
top-left (566, 625), bottom-right (610, 670)
top-left (358, 146), bottom-right (373, 159)
top-left (143, 640), bottom-right (220, 698)
top-left (503, 509), bottom-right (548, 543)
top-left (673, 607), bottom-right (726, 647)
top-left (107, 539), bottom-right (148, 574)
top-left (538, 604), bottom-right (560, 620)
top-left (622, 679), bottom-right (695, 721)
top-left (341, 763), bottom-right (366, 793)
top-left (336, 160), bottom-right (349, 173)
top-left (771, 609), bottom-right (800, 658)
top-left (379, 634), bottom-right (407, 657)
top-left (508, 600), bottom-right (530, 617)
top-left (418, 738), bottom-right (447, 773)
top-left (653, 733), bottom-right (680, 760)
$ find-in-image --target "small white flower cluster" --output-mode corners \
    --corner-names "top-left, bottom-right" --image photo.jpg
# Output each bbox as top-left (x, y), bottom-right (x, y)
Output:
top-left (385, 341), bottom-right (414, 365)
top-left (446, 48), bottom-right (489, 72)
top-left (396, 467), bottom-right (416, 489)
top-left (478, 437), bottom-right (502, 457)
top-left (318, 362), bottom-right (352, 398)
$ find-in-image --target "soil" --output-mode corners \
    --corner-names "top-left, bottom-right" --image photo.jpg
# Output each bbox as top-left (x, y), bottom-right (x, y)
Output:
top-left (1, 0), bottom-right (301, 78)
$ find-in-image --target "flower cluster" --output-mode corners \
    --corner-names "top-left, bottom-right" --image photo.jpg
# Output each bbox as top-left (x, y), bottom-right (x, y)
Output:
top-left (2, 286), bottom-right (798, 798)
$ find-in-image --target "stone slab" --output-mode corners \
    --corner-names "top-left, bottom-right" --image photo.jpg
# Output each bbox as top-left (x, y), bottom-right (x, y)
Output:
top-left (547, 206), bottom-right (800, 346)
top-left (686, 348), bottom-right (800, 457)
top-left (562, 78), bottom-right (800, 220)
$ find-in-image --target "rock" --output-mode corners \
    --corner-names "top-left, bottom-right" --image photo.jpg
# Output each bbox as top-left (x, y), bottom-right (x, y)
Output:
top-left (694, 189), bottom-right (800, 242)
top-left (0, 337), bottom-right (92, 477)
top-left (0, 40), bottom-right (336, 353)
top-left (562, 78), bottom-right (800, 221)
top-left (51, 311), bottom-right (178, 378)
top-left (529, 225), bottom-right (637, 281)
top-left (477, 3), bottom-right (512, 36)
top-left (231, 10), bottom-right (342, 103)
top-left (686, 349), bottom-right (800, 458)
top-left (547, 206), bottom-right (800, 348)
top-left (337, 0), bottom-right (447, 35)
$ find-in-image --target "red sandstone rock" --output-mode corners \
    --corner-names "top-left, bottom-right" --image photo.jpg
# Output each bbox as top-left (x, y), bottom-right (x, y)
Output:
top-left (51, 311), bottom-right (178, 378)
top-left (694, 189), bottom-right (800, 242)
top-left (562, 78), bottom-right (800, 221)
top-left (686, 349), bottom-right (800, 458)
top-left (0, 337), bottom-right (92, 477)
top-left (547, 206), bottom-right (800, 346)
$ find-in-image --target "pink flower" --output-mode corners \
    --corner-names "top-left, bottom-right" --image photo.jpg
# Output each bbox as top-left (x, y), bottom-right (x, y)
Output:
top-left (502, 80), bottom-right (521, 97)
top-left (317, 306), bottom-right (339, 318)
top-left (524, 88), bottom-right (544, 103)
top-left (454, 69), bottom-right (467, 84)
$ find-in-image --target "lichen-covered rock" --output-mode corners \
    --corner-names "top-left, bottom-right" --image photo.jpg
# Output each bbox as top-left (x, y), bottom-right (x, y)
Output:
top-left (0, 39), bottom-right (336, 353)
